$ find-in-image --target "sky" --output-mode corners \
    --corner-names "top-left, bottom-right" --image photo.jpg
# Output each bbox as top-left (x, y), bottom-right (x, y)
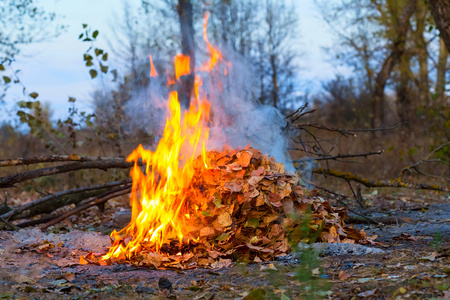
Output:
top-left (2, 0), bottom-right (342, 122)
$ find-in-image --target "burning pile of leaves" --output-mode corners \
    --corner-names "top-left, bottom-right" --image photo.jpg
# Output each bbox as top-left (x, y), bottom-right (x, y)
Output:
top-left (83, 146), bottom-right (371, 269)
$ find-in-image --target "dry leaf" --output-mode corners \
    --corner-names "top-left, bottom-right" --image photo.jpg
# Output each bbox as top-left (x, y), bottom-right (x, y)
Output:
top-left (357, 288), bottom-right (377, 297)
top-left (79, 255), bottom-right (89, 265)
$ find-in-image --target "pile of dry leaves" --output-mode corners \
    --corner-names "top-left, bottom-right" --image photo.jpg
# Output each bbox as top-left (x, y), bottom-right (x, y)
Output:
top-left (86, 147), bottom-right (370, 269)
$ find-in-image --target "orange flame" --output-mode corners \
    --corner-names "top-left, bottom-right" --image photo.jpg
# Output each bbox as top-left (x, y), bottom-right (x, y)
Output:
top-left (102, 14), bottom-right (221, 261)
top-left (174, 53), bottom-right (190, 80)
top-left (200, 13), bottom-right (222, 72)
top-left (149, 55), bottom-right (158, 77)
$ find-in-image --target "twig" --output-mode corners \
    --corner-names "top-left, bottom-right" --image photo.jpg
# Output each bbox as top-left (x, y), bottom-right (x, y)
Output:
top-left (294, 123), bottom-right (357, 137)
top-left (0, 155), bottom-right (128, 168)
top-left (1, 179), bottom-right (131, 220)
top-left (290, 109), bottom-right (317, 123)
top-left (285, 102), bottom-right (308, 119)
top-left (0, 216), bottom-right (19, 230)
top-left (16, 215), bottom-right (55, 228)
top-left (0, 158), bottom-right (136, 188)
top-left (401, 141), bottom-right (450, 176)
top-left (294, 122), bottom-right (404, 136)
top-left (292, 150), bottom-right (384, 163)
top-left (304, 179), bottom-right (384, 226)
top-left (313, 168), bottom-right (449, 192)
top-left (40, 186), bottom-right (132, 229)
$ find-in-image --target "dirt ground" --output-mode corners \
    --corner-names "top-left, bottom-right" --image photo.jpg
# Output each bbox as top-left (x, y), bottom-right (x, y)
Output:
top-left (0, 191), bottom-right (449, 299)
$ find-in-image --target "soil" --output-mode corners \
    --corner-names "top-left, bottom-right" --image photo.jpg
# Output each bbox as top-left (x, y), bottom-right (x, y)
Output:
top-left (0, 192), bottom-right (449, 299)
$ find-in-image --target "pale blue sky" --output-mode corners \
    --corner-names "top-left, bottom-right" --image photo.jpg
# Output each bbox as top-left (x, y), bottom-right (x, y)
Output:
top-left (3, 0), bottom-right (344, 121)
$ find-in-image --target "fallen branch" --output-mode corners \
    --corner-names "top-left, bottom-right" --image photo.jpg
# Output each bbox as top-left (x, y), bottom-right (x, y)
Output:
top-left (0, 155), bottom-right (128, 168)
top-left (0, 216), bottom-right (19, 230)
top-left (40, 186), bottom-right (132, 229)
top-left (313, 168), bottom-right (449, 192)
top-left (0, 158), bottom-right (135, 188)
top-left (1, 179), bottom-right (131, 220)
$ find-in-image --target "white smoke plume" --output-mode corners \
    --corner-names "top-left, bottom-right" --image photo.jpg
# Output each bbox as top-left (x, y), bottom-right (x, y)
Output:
top-left (124, 47), bottom-right (294, 172)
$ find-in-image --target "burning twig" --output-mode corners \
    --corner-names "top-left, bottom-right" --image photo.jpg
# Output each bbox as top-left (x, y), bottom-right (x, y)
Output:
top-left (313, 168), bottom-right (449, 192)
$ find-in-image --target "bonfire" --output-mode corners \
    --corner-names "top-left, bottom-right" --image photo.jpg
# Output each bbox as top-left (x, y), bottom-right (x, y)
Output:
top-left (83, 15), bottom-right (369, 269)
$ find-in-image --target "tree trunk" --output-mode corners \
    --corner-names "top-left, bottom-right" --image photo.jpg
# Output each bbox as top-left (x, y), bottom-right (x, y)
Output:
top-left (435, 37), bottom-right (449, 106)
top-left (372, 0), bottom-right (417, 128)
top-left (415, 1), bottom-right (430, 108)
top-left (429, 0), bottom-right (450, 52)
top-left (269, 54), bottom-right (279, 109)
top-left (396, 52), bottom-right (412, 124)
top-left (177, 0), bottom-right (195, 109)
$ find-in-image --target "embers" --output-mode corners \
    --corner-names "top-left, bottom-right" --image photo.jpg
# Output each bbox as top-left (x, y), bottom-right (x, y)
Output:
top-left (160, 239), bottom-right (197, 256)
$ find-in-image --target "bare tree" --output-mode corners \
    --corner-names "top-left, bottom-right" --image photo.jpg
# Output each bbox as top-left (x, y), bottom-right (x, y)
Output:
top-left (429, 0), bottom-right (450, 52)
top-left (0, 0), bottom-right (63, 63)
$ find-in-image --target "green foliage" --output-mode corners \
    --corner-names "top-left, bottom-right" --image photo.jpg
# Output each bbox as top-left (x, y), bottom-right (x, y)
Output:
top-left (429, 231), bottom-right (443, 252)
top-left (79, 24), bottom-right (116, 83)
top-left (89, 69), bottom-right (97, 79)
top-left (286, 210), bottom-right (331, 299)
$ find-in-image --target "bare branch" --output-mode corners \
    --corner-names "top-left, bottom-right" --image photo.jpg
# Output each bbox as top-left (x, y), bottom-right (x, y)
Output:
top-left (294, 122), bottom-right (404, 136)
top-left (0, 158), bottom-right (136, 189)
top-left (313, 168), bottom-right (449, 192)
top-left (401, 141), bottom-right (450, 176)
top-left (293, 150), bottom-right (384, 163)
top-left (1, 179), bottom-right (132, 220)
top-left (0, 155), bottom-right (129, 168)
top-left (39, 186), bottom-right (132, 229)
top-left (303, 179), bottom-right (384, 226)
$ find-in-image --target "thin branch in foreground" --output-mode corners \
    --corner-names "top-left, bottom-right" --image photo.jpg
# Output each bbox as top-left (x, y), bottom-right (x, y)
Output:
top-left (303, 179), bottom-right (384, 226)
top-left (313, 168), bottom-right (449, 192)
top-left (1, 179), bottom-right (132, 220)
top-left (294, 122), bottom-right (404, 136)
top-left (40, 186), bottom-right (132, 229)
top-left (0, 158), bottom-right (136, 189)
top-left (401, 141), bottom-right (450, 176)
top-left (0, 155), bottom-right (129, 168)
top-left (292, 150), bottom-right (384, 163)
top-left (285, 102), bottom-right (308, 119)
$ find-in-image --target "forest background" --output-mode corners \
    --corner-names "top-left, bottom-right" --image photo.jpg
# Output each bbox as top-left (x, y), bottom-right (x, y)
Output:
top-left (0, 0), bottom-right (448, 199)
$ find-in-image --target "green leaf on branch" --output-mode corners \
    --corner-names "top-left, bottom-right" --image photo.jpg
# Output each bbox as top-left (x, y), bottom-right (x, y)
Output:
top-left (89, 69), bottom-right (98, 79)
top-left (92, 30), bottom-right (99, 38)
top-left (83, 54), bottom-right (93, 61)
top-left (29, 92), bottom-right (39, 99)
top-left (83, 38), bottom-right (92, 42)
top-left (3, 76), bottom-right (11, 84)
top-left (111, 69), bottom-right (118, 82)
top-left (68, 97), bottom-right (76, 103)
top-left (102, 53), bottom-right (108, 61)
top-left (0, 64), bottom-right (4, 71)
top-left (94, 48), bottom-right (103, 56)
top-left (100, 63), bottom-right (108, 73)
top-left (82, 24), bottom-right (88, 28)
top-left (78, 33), bottom-right (83, 39)
top-left (85, 61), bottom-right (93, 67)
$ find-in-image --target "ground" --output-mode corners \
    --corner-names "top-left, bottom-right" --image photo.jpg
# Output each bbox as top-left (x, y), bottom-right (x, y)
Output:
top-left (0, 191), bottom-right (449, 299)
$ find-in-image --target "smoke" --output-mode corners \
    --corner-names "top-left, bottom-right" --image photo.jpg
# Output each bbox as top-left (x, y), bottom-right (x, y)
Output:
top-left (123, 46), bottom-right (294, 172)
